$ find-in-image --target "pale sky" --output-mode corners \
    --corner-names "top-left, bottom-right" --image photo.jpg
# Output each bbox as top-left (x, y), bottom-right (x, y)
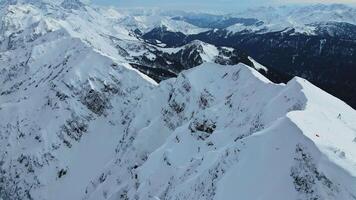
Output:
top-left (91, 0), bottom-right (356, 11)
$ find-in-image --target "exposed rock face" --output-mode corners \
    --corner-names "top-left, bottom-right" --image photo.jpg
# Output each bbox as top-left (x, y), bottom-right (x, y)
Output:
top-left (60, 0), bottom-right (85, 10)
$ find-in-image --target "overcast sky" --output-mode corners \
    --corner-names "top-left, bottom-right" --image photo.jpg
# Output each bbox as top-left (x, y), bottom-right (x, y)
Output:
top-left (91, 0), bottom-right (356, 11)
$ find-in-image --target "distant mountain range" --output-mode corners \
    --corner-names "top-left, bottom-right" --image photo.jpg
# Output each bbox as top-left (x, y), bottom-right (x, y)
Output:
top-left (123, 4), bottom-right (356, 108)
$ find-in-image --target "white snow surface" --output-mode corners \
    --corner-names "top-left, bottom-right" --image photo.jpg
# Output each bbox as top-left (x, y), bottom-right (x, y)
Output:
top-left (99, 7), bottom-right (209, 35)
top-left (227, 4), bottom-right (356, 34)
top-left (0, 1), bottom-right (356, 200)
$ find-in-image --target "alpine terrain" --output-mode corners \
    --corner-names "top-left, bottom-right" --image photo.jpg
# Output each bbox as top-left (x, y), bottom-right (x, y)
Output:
top-left (0, 1), bottom-right (355, 200)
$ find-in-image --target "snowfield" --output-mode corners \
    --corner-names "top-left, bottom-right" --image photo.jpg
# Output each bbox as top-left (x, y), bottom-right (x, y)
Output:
top-left (0, 1), bottom-right (355, 200)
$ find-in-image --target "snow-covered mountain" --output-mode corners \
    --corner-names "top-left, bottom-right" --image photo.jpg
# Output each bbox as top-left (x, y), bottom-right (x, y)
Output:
top-left (141, 4), bottom-right (356, 109)
top-left (0, 1), bottom-right (356, 200)
top-left (129, 40), bottom-right (266, 82)
top-left (82, 62), bottom-right (356, 200)
top-left (92, 7), bottom-right (209, 35)
top-left (117, 4), bottom-right (356, 35)
top-left (231, 4), bottom-right (356, 33)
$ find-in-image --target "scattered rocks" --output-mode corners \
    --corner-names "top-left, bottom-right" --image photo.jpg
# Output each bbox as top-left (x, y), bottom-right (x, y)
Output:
top-left (58, 168), bottom-right (68, 179)
top-left (81, 89), bottom-right (110, 116)
top-left (189, 119), bottom-right (217, 140)
top-left (290, 144), bottom-right (338, 199)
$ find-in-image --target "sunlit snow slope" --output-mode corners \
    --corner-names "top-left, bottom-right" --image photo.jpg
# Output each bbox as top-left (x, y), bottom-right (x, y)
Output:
top-left (83, 63), bottom-right (356, 200)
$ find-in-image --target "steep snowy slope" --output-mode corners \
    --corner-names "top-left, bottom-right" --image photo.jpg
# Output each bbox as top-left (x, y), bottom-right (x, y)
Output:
top-left (0, 38), bottom-right (155, 200)
top-left (0, 1), bottom-right (155, 199)
top-left (0, 1), bottom-right (356, 200)
top-left (82, 63), bottom-right (356, 200)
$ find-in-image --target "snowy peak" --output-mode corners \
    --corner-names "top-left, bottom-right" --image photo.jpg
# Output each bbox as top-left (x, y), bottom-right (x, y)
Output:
top-left (181, 40), bottom-right (220, 62)
top-left (141, 4), bottom-right (356, 35)
top-left (232, 4), bottom-right (356, 32)
top-left (83, 62), bottom-right (356, 200)
top-left (0, 0), bottom-right (137, 60)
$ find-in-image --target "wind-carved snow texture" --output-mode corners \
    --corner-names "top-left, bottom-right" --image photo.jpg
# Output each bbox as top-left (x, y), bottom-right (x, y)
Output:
top-left (0, 1), bottom-right (356, 200)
